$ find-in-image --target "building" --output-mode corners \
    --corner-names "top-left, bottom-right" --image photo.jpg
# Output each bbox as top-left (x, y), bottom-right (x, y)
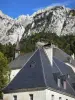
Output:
top-left (3, 45), bottom-right (75, 100)
top-left (9, 42), bottom-right (75, 81)
top-left (9, 52), bottom-right (33, 81)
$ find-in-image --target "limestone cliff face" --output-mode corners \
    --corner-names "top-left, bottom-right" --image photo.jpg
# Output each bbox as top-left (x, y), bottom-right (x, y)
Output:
top-left (0, 11), bottom-right (25, 44)
top-left (24, 6), bottom-right (75, 36)
top-left (0, 6), bottom-right (75, 44)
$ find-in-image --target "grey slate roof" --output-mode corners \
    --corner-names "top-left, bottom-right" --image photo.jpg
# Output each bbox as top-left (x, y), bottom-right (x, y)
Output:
top-left (3, 48), bottom-right (75, 96)
top-left (9, 52), bottom-right (34, 69)
top-left (53, 47), bottom-right (70, 62)
top-left (71, 59), bottom-right (75, 66)
top-left (53, 47), bottom-right (75, 67)
top-left (9, 46), bottom-right (75, 70)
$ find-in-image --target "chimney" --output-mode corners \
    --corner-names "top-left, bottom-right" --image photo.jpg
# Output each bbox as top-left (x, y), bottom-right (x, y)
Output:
top-left (15, 34), bottom-right (20, 58)
top-left (36, 41), bottom-right (47, 48)
top-left (44, 44), bottom-right (53, 66)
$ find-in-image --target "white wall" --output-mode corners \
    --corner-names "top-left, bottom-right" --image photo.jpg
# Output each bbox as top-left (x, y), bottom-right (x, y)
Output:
top-left (3, 89), bottom-right (75, 100)
top-left (3, 90), bottom-right (46, 100)
top-left (10, 69), bottom-right (20, 81)
top-left (46, 89), bottom-right (75, 100)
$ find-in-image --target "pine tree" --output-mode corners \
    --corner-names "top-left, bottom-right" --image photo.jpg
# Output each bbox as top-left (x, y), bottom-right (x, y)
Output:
top-left (0, 52), bottom-right (9, 98)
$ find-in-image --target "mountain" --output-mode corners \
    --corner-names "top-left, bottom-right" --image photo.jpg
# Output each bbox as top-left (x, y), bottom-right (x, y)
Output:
top-left (16, 15), bottom-right (32, 27)
top-left (0, 10), bottom-right (25, 44)
top-left (24, 6), bottom-right (75, 37)
top-left (0, 6), bottom-right (75, 44)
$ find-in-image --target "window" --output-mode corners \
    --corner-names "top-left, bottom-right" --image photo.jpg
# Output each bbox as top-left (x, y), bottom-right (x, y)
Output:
top-left (51, 95), bottom-right (54, 100)
top-left (57, 78), bottom-right (61, 87)
top-left (63, 80), bottom-right (66, 89)
top-left (29, 94), bottom-right (33, 100)
top-left (13, 95), bottom-right (17, 100)
top-left (59, 97), bottom-right (62, 100)
top-left (30, 61), bottom-right (36, 68)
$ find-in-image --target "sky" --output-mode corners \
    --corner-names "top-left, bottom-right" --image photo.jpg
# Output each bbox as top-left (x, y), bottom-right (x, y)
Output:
top-left (0, 0), bottom-right (75, 18)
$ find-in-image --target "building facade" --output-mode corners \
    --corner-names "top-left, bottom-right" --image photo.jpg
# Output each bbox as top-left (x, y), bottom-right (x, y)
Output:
top-left (9, 44), bottom-right (75, 81)
top-left (3, 45), bottom-right (75, 100)
top-left (3, 89), bottom-right (75, 100)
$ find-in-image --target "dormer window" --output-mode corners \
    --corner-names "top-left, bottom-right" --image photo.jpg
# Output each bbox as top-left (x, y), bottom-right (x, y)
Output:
top-left (63, 80), bottom-right (66, 89)
top-left (30, 61), bottom-right (36, 68)
top-left (53, 72), bottom-right (60, 84)
top-left (57, 78), bottom-right (61, 87)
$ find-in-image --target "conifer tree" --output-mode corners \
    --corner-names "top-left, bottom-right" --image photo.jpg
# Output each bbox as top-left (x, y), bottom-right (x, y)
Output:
top-left (0, 52), bottom-right (9, 98)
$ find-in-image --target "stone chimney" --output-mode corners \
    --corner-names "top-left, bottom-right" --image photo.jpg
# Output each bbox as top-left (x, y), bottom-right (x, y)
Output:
top-left (36, 41), bottom-right (47, 48)
top-left (44, 44), bottom-right (54, 66)
top-left (36, 42), bottom-right (56, 66)
top-left (15, 34), bottom-right (20, 58)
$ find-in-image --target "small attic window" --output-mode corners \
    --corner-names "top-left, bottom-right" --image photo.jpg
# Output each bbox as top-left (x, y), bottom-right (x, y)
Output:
top-left (30, 61), bottom-right (36, 68)
top-left (53, 72), bottom-right (60, 83)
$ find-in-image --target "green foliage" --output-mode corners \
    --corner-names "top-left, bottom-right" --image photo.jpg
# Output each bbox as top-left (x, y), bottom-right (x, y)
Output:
top-left (69, 10), bottom-right (75, 16)
top-left (0, 52), bottom-right (9, 98)
top-left (0, 33), bottom-right (75, 60)
top-left (20, 32), bottom-right (59, 53)
top-left (20, 32), bottom-right (75, 55)
top-left (0, 43), bottom-right (15, 62)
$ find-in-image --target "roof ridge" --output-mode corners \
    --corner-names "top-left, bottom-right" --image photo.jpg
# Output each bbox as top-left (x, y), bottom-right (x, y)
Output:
top-left (39, 48), bottom-right (47, 87)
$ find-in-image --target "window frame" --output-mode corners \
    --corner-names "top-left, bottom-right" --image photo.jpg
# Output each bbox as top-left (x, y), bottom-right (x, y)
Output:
top-left (59, 97), bottom-right (62, 100)
top-left (29, 94), bottom-right (33, 100)
top-left (51, 95), bottom-right (54, 100)
top-left (13, 95), bottom-right (17, 100)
